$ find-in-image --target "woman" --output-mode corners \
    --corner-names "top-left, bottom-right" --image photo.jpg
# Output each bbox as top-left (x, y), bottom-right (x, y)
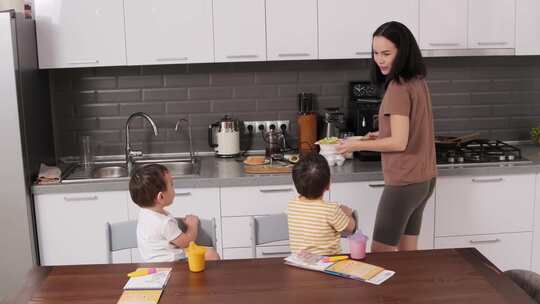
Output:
top-left (336, 21), bottom-right (436, 252)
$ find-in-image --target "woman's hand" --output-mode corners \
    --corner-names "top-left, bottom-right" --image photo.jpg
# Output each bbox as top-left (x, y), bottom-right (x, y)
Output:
top-left (336, 139), bottom-right (360, 154)
top-left (366, 131), bottom-right (379, 139)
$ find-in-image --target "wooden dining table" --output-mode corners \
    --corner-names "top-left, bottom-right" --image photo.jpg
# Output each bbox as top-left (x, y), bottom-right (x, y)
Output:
top-left (5, 248), bottom-right (535, 304)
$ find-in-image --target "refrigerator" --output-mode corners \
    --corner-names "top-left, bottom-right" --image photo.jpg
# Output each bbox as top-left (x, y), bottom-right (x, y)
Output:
top-left (0, 10), bottom-right (54, 301)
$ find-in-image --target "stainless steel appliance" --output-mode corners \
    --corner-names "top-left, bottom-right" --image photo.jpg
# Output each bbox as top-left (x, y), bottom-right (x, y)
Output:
top-left (348, 81), bottom-right (381, 136)
top-left (0, 10), bottom-right (55, 299)
top-left (208, 115), bottom-right (241, 158)
top-left (322, 108), bottom-right (346, 138)
top-left (348, 81), bottom-right (381, 160)
top-left (436, 139), bottom-right (531, 167)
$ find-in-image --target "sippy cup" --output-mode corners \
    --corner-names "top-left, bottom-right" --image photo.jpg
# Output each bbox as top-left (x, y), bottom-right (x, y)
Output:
top-left (348, 230), bottom-right (368, 260)
top-left (186, 241), bottom-right (207, 272)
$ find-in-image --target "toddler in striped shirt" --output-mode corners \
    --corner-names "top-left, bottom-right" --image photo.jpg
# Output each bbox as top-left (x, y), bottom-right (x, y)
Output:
top-left (287, 153), bottom-right (356, 255)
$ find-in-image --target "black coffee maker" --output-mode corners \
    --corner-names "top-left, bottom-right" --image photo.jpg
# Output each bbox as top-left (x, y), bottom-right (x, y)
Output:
top-left (348, 81), bottom-right (382, 160)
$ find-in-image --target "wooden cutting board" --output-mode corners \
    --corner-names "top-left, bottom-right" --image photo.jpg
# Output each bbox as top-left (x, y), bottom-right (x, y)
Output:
top-left (243, 164), bottom-right (292, 174)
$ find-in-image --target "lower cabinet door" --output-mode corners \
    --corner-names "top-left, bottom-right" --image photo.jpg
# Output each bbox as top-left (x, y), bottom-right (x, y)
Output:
top-left (435, 232), bottom-right (533, 271)
top-left (34, 191), bottom-right (128, 266)
top-left (223, 248), bottom-right (253, 260)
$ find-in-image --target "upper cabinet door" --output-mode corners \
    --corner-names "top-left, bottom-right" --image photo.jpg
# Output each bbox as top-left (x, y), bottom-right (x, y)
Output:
top-left (266, 0), bottom-right (318, 61)
top-left (516, 0), bottom-right (540, 55)
top-left (469, 0), bottom-right (515, 48)
top-left (419, 0), bottom-right (467, 49)
top-left (319, 0), bottom-right (419, 59)
top-left (35, 0), bottom-right (126, 69)
top-left (213, 0), bottom-right (266, 62)
top-left (124, 0), bottom-right (214, 65)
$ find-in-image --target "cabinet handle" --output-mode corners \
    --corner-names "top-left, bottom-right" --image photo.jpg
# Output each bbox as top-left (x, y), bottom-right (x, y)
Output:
top-left (429, 43), bottom-right (460, 46)
top-left (68, 60), bottom-right (99, 65)
top-left (64, 195), bottom-right (98, 202)
top-left (278, 53), bottom-right (310, 57)
top-left (175, 192), bottom-right (192, 197)
top-left (477, 42), bottom-right (508, 46)
top-left (260, 251), bottom-right (291, 256)
top-left (472, 177), bottom-right (504, 183)
top-left (368, 183), bottom-right (385, 188)
top-left (469, 238), bottom-right (500, 244)
top-left (355, 51), bottom-right (371, 55)
top-left (226, 54), bottom-right (258, 59)
top-left (156, 57), bottom-right (188, 62)
top-left (259, 188), bottom-right (293, 193)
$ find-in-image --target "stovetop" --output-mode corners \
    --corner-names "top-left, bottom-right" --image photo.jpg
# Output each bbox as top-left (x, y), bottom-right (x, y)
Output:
top-left (436, 139), bottom-right (532, 167)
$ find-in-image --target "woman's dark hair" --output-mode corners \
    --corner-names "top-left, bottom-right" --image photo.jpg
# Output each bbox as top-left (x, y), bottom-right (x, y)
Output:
top-left (129, 164), bottom-right (169, 208)
top-left (292, 153), bottom-right (330, 199)
top-left (370, 21), bottom-right (426, 88)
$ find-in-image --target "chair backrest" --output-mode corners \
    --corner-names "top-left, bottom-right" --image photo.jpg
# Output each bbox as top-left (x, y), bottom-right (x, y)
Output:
top-left (177, 217), bottom-right (217, 248)
top-left (250, 213), bottom-right (289, 257)
top-left (249, 209), bottom-right (359, 257)
top-left (106, 220), bottom-right (138, 263)
top-left (106, 217), bottom-right (217, 263)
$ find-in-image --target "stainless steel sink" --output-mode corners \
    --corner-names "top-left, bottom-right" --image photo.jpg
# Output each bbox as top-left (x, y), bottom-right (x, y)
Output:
top-left (135, 158), bottom-right (200, 176)
top-left (91, 166), bottom-right (128, 178)
top-left (62, 158), bottom-right (200, 183)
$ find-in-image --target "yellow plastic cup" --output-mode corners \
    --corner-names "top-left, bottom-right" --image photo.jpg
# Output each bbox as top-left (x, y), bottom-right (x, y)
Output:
top-left (187, 241), bottom-right (207, 272)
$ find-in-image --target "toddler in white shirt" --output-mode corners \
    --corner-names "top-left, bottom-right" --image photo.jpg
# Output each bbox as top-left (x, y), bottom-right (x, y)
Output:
top-left (129, 164), bottom-right (220, 262)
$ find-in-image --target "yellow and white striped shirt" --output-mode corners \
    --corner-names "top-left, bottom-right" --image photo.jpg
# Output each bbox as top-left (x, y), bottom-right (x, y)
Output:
top-left (287, 198), bottom-right (350, 255)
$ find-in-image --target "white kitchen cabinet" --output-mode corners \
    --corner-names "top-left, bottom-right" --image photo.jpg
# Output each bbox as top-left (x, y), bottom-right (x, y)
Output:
top-left (435, 174), bottom-right (535, 237)
top-left (468, 0), bottom-right (515, 49)
top-left (124, 0), bottom-right (214, 65)
top-left (265, 0), bottom-right (318, 61)
top-left (220, 185), bottom-right (298, 259)
top-left (34, 191), bottom-right (129, 266)
top-left (533, 173), bottom-right (540, 273)
top-left (34, 0), bottom-right (126, 68)
top-left (128, 187), bottom-right (222, 260)
top-left (330, 180), bottom-right (435, 252)
top-left (318, 0), bottom-right (419, 59)
top-left (435, 232), bottom-right (533, 271)
top-left (419, 0), bottom-right (467, 49)
top-left (213, 0), bottom-right (266, 62)
top-left (515, 0), bottom-right (540, 55)
top-left (435, 174), bottom-right (535, 271)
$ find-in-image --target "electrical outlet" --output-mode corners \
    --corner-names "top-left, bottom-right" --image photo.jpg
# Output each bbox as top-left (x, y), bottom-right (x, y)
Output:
top-left (243, 121), bottom-right (257, 135)
top-left (277, 120), bottom-right (290, 132)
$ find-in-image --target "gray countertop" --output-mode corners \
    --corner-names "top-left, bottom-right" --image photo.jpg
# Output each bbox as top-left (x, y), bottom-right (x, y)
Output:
top-left (31, 144), bottom-right (540, 195)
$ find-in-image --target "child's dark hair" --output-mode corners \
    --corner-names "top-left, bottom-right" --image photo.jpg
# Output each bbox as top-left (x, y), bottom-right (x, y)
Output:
top-left (292, 153), bottom-right (330, 199)
top-left (129, 164), bottom-right (169, 208)
top-left (370, 21), bottom-right (426, 88)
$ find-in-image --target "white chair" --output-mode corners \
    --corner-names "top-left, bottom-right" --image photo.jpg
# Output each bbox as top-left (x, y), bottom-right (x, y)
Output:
top-left (250, 210), bottom-right (359, 258)
top-left (106, 217), bottom-right (217, 263)
top-left (250, 213), bottom-right (289, 258)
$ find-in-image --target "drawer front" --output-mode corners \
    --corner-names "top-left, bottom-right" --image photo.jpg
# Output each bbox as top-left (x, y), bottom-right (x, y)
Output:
top-left (223, 248), bottom-right (253, 260)
top-left (435, 174), bottom-right (535, 236)
top-left (435, 232), bottom-right (532, 271)
top-left (221, 185), bottom-right (296, 216)
top-left (256, 245), bottom-right (291, 258)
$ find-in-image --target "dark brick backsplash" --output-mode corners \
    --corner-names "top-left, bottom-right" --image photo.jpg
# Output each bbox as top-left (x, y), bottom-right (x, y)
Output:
top-left (49, 57), bottom-right (540, 158)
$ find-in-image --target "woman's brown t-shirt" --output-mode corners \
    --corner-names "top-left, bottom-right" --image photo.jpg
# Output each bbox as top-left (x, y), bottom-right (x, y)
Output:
top-left (378, 78), bottom-right (437, 186)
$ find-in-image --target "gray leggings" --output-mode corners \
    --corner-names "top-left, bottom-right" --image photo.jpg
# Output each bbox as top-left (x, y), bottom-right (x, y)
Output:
top-left (372, 178), bottom-right (436, 246)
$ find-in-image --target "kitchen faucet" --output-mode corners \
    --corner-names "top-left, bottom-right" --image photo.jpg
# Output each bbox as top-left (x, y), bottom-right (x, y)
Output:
top-left (175, 118), bottom-right (195, 164)
top-left (125, 112), bottom-right (159, 173)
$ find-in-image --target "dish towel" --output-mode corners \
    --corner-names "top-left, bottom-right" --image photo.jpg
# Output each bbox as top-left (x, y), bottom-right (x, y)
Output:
top-left (37, 163), bottom-right (61, 184)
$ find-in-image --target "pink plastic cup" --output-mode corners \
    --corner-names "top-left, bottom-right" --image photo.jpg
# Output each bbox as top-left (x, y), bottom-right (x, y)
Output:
top-left (348, 230), bottom-right (368, 260)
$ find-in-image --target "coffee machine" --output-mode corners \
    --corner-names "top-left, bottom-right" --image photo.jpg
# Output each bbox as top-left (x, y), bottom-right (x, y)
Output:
top-left (348, 81), bottom-right (381, 160)
top-left (322, 108), bottom-right (346, 138)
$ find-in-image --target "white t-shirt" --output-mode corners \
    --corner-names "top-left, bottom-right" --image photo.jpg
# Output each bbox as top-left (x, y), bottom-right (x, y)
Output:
top-left (137, 208), bottom-right (185, 262)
